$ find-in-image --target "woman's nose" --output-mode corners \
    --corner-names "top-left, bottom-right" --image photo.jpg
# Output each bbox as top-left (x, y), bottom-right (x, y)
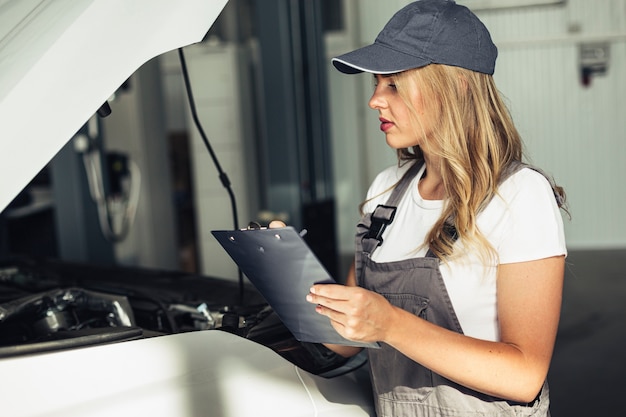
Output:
top-left (369, 89), bottom-right (385, 110)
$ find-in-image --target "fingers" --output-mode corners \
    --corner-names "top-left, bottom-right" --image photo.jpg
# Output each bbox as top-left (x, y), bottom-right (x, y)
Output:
top-left (306, 285), bottom-right (349, 318)
top-left (307, 292), bottom-right (348, 333)
top-left (307, 285), bottom-right (390, 342)
top-left (307, 286), bottom-right (378, 343)
top-left (268, 220), bottom-right (286, 228)
top-left (307, 284), bottom-right (367, 315)
top-left (306, 289), bottom-right (340, 310)
top-left (309, 283), bottom-right (351, 300)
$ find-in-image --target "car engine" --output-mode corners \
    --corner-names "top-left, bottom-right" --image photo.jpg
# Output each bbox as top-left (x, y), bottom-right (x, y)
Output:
top-left (0, 256), bottom-right (358, 376)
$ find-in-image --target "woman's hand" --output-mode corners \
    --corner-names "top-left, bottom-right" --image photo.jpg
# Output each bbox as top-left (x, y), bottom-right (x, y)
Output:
top-left (306, 283), bottom-right (394, 344)
top-left (268, 219), bottom-right (385, 343)
top-left (268, 220), bottom-right (287, 229)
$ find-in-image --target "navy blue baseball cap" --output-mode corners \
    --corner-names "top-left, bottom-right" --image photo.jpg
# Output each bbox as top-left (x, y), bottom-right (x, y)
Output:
top-left (332, 0), bottom-right (498, 75)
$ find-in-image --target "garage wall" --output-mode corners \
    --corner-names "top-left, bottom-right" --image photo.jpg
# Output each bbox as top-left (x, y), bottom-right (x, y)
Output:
top-left (479, 0), bottom-right (626, 249)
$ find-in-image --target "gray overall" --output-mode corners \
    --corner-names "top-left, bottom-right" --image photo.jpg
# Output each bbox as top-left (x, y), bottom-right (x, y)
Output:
top-left (354, 160), bottom-right (551, 417)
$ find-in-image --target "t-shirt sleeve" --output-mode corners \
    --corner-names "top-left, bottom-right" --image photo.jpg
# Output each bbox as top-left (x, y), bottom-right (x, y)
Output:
top-left (489, 168), bottom-right (567, 264)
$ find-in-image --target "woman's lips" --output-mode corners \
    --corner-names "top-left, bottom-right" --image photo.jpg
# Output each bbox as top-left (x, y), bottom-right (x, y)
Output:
top-left (379, 118), bottom-right (394, 132)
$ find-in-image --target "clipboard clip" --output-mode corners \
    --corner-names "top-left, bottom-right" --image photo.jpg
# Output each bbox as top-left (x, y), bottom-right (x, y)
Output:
top-left (246, 221), bottom-right (307, 237)
top-left (247, 221), bottom-right (262, 230)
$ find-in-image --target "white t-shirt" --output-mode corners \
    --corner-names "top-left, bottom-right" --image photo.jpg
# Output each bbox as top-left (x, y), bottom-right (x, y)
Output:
top-left (362, 163), bottom-right (567, 342)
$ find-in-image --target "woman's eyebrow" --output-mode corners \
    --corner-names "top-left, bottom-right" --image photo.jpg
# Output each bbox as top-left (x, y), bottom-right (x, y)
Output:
top-left (373, 73), bottom-right (397, 82)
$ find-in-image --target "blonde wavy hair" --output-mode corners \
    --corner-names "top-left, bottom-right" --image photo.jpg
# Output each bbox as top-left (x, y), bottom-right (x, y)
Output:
top-left (382, 64), bottom-right (566, 262)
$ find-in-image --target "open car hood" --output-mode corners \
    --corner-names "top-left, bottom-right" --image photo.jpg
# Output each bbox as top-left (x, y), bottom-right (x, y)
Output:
top-left (0, 0), bottom-right (228, 212)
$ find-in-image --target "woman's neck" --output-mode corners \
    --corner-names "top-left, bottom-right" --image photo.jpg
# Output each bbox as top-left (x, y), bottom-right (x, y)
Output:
top-left (419, 156), bottom-right (445, 200)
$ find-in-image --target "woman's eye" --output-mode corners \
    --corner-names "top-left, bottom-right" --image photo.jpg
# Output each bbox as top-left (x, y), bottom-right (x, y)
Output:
top-left (372, 76), bottom-right (396, 91)
top-left (385, 82), bottom-right (397, 92)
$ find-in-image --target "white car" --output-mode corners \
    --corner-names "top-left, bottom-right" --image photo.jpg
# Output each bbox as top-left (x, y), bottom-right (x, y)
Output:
top-left (0, 1), bottom-right (375, 416)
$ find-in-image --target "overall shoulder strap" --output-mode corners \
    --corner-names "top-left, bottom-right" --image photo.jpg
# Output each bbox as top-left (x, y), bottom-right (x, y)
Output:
top-left (365, 160), bottom-right (424, 246)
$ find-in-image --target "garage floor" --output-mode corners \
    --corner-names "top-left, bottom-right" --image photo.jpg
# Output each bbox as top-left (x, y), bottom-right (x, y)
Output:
top-left (548, 249), bottom-right (626, 416)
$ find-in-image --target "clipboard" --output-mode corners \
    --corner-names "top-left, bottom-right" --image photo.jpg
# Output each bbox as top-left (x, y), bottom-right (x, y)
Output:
top-left (212, 226), bottom-right (379, 348)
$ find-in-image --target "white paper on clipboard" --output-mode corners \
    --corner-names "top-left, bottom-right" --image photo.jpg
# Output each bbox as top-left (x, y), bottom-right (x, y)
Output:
top-left (212, 226), bottom-right (379, 348)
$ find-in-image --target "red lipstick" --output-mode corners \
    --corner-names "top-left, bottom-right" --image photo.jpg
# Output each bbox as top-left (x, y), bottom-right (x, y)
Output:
top-left (379, 117), bottom-right (394, 132)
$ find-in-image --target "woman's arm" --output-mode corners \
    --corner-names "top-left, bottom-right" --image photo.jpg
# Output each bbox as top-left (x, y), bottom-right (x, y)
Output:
top-left (321, 262), bottom-right (363, 358)
top-left (307, 255), bottom-right (565, 402)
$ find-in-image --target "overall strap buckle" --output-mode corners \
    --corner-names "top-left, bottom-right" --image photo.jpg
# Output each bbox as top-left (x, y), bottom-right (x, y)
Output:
top-left (366, 205), bottom-right (397, 246)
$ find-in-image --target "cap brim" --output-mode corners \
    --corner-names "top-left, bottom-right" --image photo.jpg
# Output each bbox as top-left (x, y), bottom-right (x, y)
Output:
top-left (332, 42), bottom-right (430, 74)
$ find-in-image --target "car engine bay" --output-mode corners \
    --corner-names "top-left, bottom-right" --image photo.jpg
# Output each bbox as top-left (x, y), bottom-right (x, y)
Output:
top-left (0, 256), bottom-right (360, 377)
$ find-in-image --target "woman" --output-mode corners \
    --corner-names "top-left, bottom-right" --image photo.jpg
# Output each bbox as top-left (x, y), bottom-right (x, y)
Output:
top-left (304, 1), bottom-right (568, 415)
